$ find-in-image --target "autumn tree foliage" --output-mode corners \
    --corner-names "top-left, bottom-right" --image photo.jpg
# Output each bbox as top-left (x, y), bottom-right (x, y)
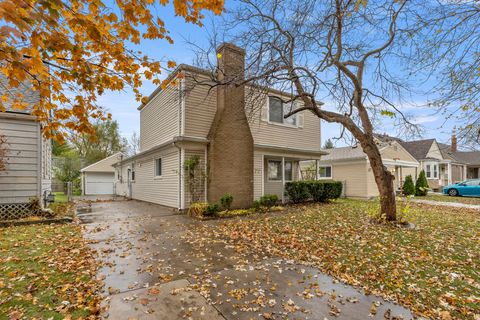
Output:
top-left (0, 0), bottom-right (223, 141)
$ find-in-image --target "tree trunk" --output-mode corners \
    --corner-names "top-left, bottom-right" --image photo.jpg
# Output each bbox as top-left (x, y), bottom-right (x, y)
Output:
top-left (362, 141), bottom-right (397, 221)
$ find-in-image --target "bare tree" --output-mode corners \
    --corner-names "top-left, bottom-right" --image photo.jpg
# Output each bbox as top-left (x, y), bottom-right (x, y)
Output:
top-left (193, 0), bottom-right (419, 221)
top-left (127, 131), bottom-right (141, 156)
top-left (407, 0), bottom-right (480, 147)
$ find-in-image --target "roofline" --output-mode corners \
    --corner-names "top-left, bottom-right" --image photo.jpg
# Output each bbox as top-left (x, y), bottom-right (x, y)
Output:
top-left (137, 64), bottom-right (325, 111)
top-left (80, 152), bottom-right (124, 172)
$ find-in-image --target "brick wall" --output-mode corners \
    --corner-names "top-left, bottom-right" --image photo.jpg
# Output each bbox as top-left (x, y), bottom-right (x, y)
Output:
top-left (207, 43), bottom-right (254, 208)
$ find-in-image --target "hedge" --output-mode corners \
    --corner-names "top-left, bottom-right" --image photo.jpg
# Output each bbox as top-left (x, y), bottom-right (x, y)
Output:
top-left (284, 180), bottom-right (343, 203)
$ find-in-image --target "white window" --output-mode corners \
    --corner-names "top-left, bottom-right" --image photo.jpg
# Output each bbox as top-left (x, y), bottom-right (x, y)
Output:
top-left (319, 166), bottom-right (332, 179)
top-left (285, 161), bottom-right (293, 181)
top-left (268, 96), bottom-right (297, 126)
top-left (425, 162), bottom-right (438, 179)
top-left (268, 160), bottom-right (293, 181)
top-left (154, 158), bottom-right (162, 177)
top-left (268, 160), bottom-right (282, 180)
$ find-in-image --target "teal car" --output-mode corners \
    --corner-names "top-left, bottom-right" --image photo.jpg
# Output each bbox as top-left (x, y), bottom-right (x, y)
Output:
top-left (443, 179), bottom-right (480, 197)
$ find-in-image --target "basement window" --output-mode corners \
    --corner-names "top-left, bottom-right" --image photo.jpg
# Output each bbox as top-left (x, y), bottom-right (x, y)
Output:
top-left (268, 96), bottom-right (297, 126)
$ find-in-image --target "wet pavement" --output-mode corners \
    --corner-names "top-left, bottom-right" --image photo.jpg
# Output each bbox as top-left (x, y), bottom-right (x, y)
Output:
top-left (79, 200), bottom-right (415, 319)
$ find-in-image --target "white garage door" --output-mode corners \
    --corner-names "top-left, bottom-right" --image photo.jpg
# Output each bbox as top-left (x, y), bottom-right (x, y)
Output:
top-left (85, 172), bottom-right (114, 195)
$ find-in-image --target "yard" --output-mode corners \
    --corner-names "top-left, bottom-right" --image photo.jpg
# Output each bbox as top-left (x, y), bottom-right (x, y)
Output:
top-left (194, 199), bottom-right (480, 319)
top-left (419, 194), bottom-right (480, 206)
top-left (0, 223), bottom-right (102, 319)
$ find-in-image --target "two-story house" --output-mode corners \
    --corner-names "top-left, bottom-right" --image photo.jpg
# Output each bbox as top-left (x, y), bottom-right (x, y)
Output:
top-left (113, 43), bottom-right (326, 209)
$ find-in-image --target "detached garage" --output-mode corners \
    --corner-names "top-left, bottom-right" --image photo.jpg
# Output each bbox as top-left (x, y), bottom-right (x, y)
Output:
top-left (80, 153), bottom-right (123, 195)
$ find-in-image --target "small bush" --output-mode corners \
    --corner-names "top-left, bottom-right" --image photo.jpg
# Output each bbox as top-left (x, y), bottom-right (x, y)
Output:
top-left (402, 175), bottom-right (415, 196)
top-left (284, 181), bottom-right (310, 203)
top-left (308, 180), bottom-right (342, 202)
top-left (188, 202), bottom-right (208, 217)
top-left (204, 203), bottom-right (220, 216)
top-left (253, 200), bottom-right (261, 211)
top-left (220, 193), bottom-right (234, 210)
top-left (259, 194), bottom-right (278, 209)
top-left (415, 170), bottom-right (429, 196)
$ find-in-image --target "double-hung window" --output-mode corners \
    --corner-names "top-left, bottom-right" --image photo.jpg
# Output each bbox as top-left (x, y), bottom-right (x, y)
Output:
top-left (268, 96), bottom-right (297, 126)
top-left (425, 162), bottom-right (438, 179)
top-left (154, 158), bottom-right (162, 177)
top-left (319, 166), bottom-right (332, 179)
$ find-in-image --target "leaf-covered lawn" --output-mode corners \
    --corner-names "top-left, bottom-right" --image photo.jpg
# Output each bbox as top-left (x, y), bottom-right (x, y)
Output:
top-left (200, 199), bottom-right (480, 319)
top-left (0, 224), bottom-right (102, 319)
top-left (421, 194), bottom-right (480, 206)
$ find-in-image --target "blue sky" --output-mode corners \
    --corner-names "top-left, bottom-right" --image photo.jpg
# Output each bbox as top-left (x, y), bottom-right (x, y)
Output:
top-left (102, 4), bottom-right (459, 148)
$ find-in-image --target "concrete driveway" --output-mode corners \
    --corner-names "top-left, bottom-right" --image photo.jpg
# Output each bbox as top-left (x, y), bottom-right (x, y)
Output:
top-left (80, 200), bottom-right (414, 320)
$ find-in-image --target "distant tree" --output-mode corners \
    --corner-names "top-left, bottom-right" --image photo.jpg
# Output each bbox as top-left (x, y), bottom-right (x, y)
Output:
top-left (402, 175), bottom-right (415, 196)
top-left (68, 120), bottom-right (126, 165)
top-left (415, 170), bottom-right (429, 197)
top-left (52, 139), bottom-right (73, 157)
top-left (0, 0), bottom-right (224, 141)
top-left (53, 150), bottom-right (82, 184)
top-left (126, 131), bottom-right (141, 156)
top-left (323, 139), bottom-right (334, 149)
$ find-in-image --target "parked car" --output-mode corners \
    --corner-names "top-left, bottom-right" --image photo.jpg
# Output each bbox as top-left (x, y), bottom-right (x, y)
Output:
top-left (443, 179), bottom-right (480, 197)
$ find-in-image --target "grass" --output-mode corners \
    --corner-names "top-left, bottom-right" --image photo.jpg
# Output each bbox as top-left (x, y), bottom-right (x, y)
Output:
top-left (419, 194), bottom-right (480, 205)
top-left (0, 224), bottom-right (101, 319)
top-left (201, 199), bottom-right (480, 319)
top-left (52, 191), bottom-right (68, 203)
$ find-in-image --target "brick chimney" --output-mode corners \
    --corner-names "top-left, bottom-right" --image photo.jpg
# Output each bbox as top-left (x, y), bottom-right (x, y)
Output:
top-left (451, 132), bottom-right (457, 152)
top-left (207, 43), bottom-right (254, 208)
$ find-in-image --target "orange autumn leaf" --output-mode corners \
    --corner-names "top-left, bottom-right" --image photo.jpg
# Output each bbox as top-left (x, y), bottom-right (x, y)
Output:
top-left (0, 0), bottom-right (224, 140)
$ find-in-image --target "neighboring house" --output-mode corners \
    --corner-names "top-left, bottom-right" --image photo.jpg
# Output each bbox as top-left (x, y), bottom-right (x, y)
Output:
top-left (0, 78), bottom-right (52, 211)
top-left (114, 43), bottom-right (326, 209)
top-left (399, 135), bottom-right (480, 191)
top-left (316, 140), bottom-right (419, 198)
top-left (80, 153), bottom-right (123, 195)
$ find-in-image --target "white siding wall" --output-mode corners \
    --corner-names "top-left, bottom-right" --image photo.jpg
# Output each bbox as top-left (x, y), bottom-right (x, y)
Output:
top-left (139, 83), bottom-right (180, 151)
top-left (129, 147), bottom-right (179, 208)
top-left (0, 115), bottom-right (41, 204)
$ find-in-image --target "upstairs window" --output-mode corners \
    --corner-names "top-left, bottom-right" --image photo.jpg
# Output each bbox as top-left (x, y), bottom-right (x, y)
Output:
top-left (268, 96), bottom-right (297, 126)
top-left (154, 158), bottom-right (162, 177)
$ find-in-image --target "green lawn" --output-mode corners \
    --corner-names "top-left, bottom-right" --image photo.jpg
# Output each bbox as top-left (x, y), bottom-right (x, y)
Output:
top-left (197, 199), bottom-right (480, 319)
top-left (419, 194), bottom-right (480, 205)
top-left (0, 224), bottom-right (101, 319)
top-left (52, 191), bottom-right (68, 203)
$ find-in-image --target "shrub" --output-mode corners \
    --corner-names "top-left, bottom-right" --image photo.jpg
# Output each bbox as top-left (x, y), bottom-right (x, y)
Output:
top-left (402, 175), bottom-right (415, 196)
top-left (415, 170), bottom-right (429, 196)
top-left (259, 194), bottom-right (278, 209)
top-left (220, 193), bottom-right (234, 210)
top-left (253, 200), bottom-right (261, 211)
top-left (204, 203), bottom-right (220, 216)
top-left (308, 180), bottom-right (342, 202)
top-left (188, 202), bottom-right (208, 217)
top-left (284, 181), bottom-right (310, 203)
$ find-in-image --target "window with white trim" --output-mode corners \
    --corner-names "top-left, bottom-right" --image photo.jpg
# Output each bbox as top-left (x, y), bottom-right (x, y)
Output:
top-left (284, 161), bottom-right (293, 181)
top-left (268, 96), bottom-right (297, 126)
top-left (319, 166), bottom-right (332, 178)
top-left (154, 158), bottom-right (162, 177)
top-left (268, 160), bottom-right (293, 181)
top-left (425, 162), bottom-right (438, 179)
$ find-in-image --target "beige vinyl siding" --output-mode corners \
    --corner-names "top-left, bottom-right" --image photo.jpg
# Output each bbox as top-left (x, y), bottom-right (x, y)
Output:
top-left (184, 75), bottom-right (217, 138)
top-left (253, 151), bottom-right (263, 200)
top-left (451, 164), bottom-right (464, 182)
top-left (381, 143), bottom-right (418, 163)
top-left (0, 115), bottom-right (40, 203)
top-left (139, 83), bottom-right (179, 151)
top-left (330, 160), bottom-right (369, 198)
top-left (425, 141), bottom-right (443, 160)
top-left (183, 148), bottom-right (206, 207)
top-left (130, 147), bottom-right (179, 208)
top-left (246, 92), bottom-right (321, 151)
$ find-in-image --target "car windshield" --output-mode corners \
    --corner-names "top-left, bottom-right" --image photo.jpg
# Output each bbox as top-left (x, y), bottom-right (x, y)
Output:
top-left (459, 179), bottom-right (480, 186)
